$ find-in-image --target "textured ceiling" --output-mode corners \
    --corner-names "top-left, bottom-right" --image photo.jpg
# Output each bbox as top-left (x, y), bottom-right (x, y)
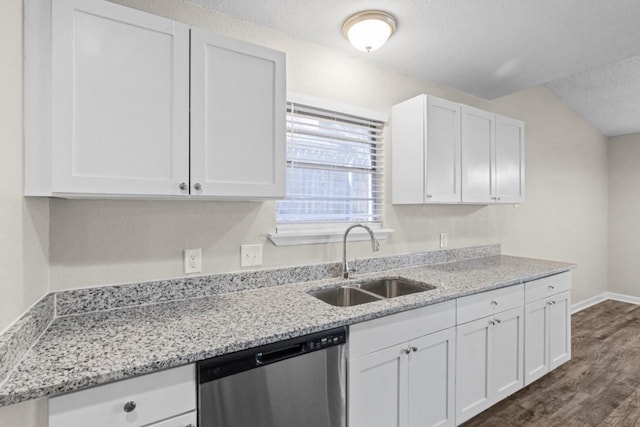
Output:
top-left (191, 0), bottom-right (640, 136)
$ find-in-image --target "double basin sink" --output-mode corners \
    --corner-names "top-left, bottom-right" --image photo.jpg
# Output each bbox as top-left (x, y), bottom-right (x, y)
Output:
top-left (310, 278), bottom-right (436, 307)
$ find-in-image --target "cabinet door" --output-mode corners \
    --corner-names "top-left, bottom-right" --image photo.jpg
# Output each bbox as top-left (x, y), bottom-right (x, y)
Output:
top-left (495, 115), bottom-right (525, 203)
top-left (425, 97), bottom-right (461, 203)
top-left (348, 343), bottom-right (409, 427)
top-left (549, 291), bottom-right (572, 370)
top-left (524, 298), bottom-right (550, 385)
top-left (408, 328), bottom-right (456, 427)
top-left (456, 316), bottom-right (493, 424)
top-left (492, 306), bottom-right (524, 401)
top-left (190, 28), bottom-right (286, 199)
top-left (461, 105), bottom-right (495, 204)
top-left (51, 0), bottom-right (190, 196)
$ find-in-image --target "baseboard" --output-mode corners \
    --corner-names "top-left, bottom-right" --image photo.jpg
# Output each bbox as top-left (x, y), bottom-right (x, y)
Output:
top-left (571, 292), bottom-right (640, 314)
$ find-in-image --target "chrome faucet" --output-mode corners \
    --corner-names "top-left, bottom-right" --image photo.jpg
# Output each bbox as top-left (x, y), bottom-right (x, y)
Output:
top-left (343, 224), bottom-right (380, 279)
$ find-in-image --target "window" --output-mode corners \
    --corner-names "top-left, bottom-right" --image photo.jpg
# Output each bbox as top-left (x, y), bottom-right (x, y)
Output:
top-left (276, 101), bottom-right (385, 226)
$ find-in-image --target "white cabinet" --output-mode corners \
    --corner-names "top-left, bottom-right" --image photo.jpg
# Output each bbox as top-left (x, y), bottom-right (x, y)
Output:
top-left (25, 0), bottom-right (285, 200)
top-left (49, 365), bottom-right (196, 427)
top-left (524, 272), bottom-right (572, 385)
top-left (348, 301), bottom-right (456, 427)
top-left (190, 29), bottom-right (285, 198)
top-left (456, 287), bottom-right (524, 424)
top-left (392, 95), bottom-right (462, 204)
top-left (461, 107), bottom-right (525, 204)
top-left (391, 94), bottom-right (524, 205)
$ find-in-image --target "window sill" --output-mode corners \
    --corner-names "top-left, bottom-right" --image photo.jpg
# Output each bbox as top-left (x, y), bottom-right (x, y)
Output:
top-left (268, 227), bottom-right (394, 246)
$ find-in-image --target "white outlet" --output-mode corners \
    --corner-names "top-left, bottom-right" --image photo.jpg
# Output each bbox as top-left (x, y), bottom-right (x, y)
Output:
top-left (241, 244), bottom-right (263, 267)
top-left (440, 233), bottom-right (448, 249)
top-left (184, 248), bottom-right (202, 274)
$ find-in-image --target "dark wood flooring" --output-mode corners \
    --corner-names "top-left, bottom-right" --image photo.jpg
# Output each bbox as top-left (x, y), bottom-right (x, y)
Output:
top-left (462, 300), bottom-right (640, 427)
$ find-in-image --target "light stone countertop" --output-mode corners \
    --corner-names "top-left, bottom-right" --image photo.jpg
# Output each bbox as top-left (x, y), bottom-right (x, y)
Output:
top-left (0, 254), bottom-right (574, 407)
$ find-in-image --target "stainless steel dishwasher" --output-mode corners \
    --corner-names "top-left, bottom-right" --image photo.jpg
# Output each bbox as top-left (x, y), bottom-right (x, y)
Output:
top-left (198, 327), bottom-right (347, 427)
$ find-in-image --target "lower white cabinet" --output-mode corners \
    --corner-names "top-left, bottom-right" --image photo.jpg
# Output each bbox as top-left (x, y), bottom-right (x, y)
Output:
top-left (524, 273), bottom-right (572, 385)
top-left (49, 364), bottom-right (196, 427)
top-left (455, 306), bottom-right (524, 424)
top-left (348, 301), bottom-right (456, 427)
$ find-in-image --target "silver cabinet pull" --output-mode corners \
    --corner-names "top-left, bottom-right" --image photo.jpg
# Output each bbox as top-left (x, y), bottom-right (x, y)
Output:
top-left (495, 319), bottom-right (501, 324)
top-left (403, 348), bottom-right (411, 355)
top-left (488, 320), bottom-right (495, 326)
top-left (194, 183), bottom-right (202, 191)
top-left (546, 301), bottom-right (552, 306)
top-left (549, 285), bottom-right (555, 290)
top-left (411, 346), bottom-right (418, 352)
top-left (179, 182), bottom-right (188, 191)
top-left (426, 194), bottom-right (433, 199)
top-left (123, 401), bottom-right (136, 413)
top-left (551, 300), bottom-right (556, 305)
top-left (491, 300), bottom-right (498, 306)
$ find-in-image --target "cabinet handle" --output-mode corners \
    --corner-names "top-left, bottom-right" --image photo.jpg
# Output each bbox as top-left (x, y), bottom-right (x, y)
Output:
top-left (488, 320), bottom-right (495, 326)
top-left (551, 300), bottom-right (556, 305)
top-left (549, 285), bottom-right (555, 290)
top-left (491, 196), bottom-right (497, 200)
top-left (403, 348), bottom-right (411, 355)
top-left (496, 197), bottom-right (501, 201)
top-left (495, 319), bottom-right (501, 324)
top-left (194, 183), bottom-right (202, 191)
top-left (123, 401), bottom-right (136, 413)
top-left (179, 182), bottom-right (188, 191)
top-left (411, 346), bottom-right (418, 352)
top-left (426, 194), bottom-right (433, 199)
top-left (491, 300), bottom-right (498, 306)
top-left (546, 301), bottom-right (552, 306)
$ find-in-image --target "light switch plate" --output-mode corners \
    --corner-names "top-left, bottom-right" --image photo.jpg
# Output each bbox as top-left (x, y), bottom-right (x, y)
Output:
top-left (184, 248), bottom-right (202, 274)
top-left (241, 244), bottom-right (263, 267)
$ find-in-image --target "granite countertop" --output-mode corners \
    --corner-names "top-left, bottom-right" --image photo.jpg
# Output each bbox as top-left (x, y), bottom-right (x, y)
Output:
top-left (0, 254), bottom-right (574, 407)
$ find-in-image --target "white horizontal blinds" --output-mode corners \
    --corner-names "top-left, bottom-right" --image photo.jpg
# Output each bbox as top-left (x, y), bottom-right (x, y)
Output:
top-left (277, 102), bottom-right (384, 224)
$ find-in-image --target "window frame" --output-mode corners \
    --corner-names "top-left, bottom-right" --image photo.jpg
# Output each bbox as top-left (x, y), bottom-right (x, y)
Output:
top-left (268, 93), bottom-right (393, 246)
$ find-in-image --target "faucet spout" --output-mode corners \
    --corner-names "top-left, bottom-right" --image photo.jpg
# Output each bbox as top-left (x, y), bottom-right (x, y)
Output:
top-left (342, 224), bottom-right (380, 279)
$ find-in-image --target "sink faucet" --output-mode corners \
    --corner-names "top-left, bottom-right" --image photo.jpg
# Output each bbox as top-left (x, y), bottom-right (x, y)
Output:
top-left (343, 224), bottom-right (380, 279)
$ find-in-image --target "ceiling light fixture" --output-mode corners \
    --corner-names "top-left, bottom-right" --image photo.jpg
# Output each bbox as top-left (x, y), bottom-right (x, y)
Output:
top-left (342, 10), bottom-right (397, 53)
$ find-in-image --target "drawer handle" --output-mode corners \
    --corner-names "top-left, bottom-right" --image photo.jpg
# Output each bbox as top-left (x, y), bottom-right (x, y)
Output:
top-left (547, 301), bottom-right (552, 306)
top-left (491, 300), bottom-right (498, 306)
top-left (411, 346), bottom-right (418, 352)
top-left (488, 320), bottom-right (495, 326)
top-left (551, 300), bottom-right (556, 305)
top-left (549, 285), bottom-right (555, 290)
top-left (495, 319), bottom-right (501, 324)
top-left (123, 401), bottom-right (136, 413)
top-left (403, 348), bottom-right (411, 355)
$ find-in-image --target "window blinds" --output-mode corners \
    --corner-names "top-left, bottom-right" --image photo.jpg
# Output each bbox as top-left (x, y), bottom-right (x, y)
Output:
top-left (277, 101), bottom-right (385, 224)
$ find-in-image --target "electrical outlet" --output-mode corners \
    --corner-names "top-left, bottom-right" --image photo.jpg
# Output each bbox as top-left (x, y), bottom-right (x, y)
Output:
top-left (241, 244), bottom-right (263, 267)
top-left (440, 233), bottom-right (448, 249)
top-left (184, 248), bottom-right (202, 274)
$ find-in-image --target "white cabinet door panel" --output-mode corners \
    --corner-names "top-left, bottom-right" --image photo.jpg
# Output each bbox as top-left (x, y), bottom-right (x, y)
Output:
top-left (456, 316), bottom-right (493, 424)
top-left (495, 115), bottom-right (525, 203)
top-left (425, 96), bottom-right (461, 203)
top-left (51, 0), bottom-right (190, 195)
top-left (190, 28), bottom-right (285, 198)
top-left (524, 298), bottom-right (550, 385)
top-left (408, 328), bottom-right (456, 427)
top-left (461, 105), bottom-right (495, 204)
top-left (549, 291), bottom-right (572, 369)
top-left (492, 307), bottom-right (524, 401)
top-left (348, 343), bottom-right (408, 427)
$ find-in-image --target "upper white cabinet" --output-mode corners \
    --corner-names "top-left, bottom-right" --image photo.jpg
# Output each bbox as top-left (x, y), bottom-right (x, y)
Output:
top-left (25, 0), bottom-right (285, 199)
top-left (190, 29), bottom-right (285, 198)
top-left (461, 105), bottom-right (495, 204)
top-left (392, 95), bottom-right (461, 204)
top-left (391, 94), bottom-right (524, 205)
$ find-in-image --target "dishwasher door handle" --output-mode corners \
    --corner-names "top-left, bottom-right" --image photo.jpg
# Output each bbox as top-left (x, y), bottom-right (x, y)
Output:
top-left (255, 342), bottom-right (306, 365)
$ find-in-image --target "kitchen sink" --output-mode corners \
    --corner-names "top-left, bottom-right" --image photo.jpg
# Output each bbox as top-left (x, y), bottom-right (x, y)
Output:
top-left (358, 278), bottom-right (436, 298)
top-left (309, 286), bottom-right (383, 307)
top-left (309, 277), bottom-right (436, 307)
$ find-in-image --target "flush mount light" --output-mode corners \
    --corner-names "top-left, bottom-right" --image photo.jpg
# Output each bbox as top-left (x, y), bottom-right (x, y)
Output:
top-left (342, 10), bottom-right (397, 53)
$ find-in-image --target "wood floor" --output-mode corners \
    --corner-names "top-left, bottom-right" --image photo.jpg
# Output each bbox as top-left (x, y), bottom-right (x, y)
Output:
top-left (462, 300), bottom-right (640, 427)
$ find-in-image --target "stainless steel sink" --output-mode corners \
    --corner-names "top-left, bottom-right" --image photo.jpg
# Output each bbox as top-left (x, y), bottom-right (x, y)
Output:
top-left (309, 286), bottom-right (383, 307)
top-left (358, 278), bottom-right (436, 298)
top-left (309, 277), bottom-right (436, 307)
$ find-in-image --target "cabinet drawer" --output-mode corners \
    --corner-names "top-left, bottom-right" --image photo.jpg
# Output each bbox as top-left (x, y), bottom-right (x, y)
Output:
top-left (49, 365), bottom-right (196, 427)
top-left (457, 284), bottom-right (524, 324)
top-left (149, 410), bottom-right (197, 427)
top-left (525, 272), bottom-right (571, 304)
top-left (349, 300), bottom-right (456, 358)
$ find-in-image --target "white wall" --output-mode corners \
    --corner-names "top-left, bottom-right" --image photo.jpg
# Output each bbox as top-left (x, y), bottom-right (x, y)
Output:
top-left (608, 133), bottom-right (640, 296)
top-left (0, 0), bottom-right (49, 424)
